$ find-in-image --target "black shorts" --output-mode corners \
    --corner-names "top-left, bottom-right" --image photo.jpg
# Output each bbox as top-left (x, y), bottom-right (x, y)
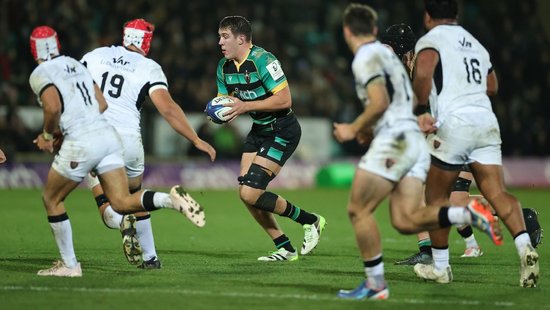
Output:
top-left (243, 113), bottom-right (301, 166)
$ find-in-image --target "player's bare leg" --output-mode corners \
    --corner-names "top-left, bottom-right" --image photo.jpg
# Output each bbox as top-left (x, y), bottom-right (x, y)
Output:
top-left (37, 168), bottom-right (82, 277)
top-left (470, 162), bottom-right (538, 287)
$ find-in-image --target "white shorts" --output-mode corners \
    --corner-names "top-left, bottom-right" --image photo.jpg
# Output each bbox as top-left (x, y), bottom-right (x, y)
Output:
top-left (426, 112), bottom-right (502, 166)
top-left (52, 126), bottom-right (124, 182)
top-left (117, 130), bottom-right (145, 178)
top-left (358, 130), bottom-right (430, 182)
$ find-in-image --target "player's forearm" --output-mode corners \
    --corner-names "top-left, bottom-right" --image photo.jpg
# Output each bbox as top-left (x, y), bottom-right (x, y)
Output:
top-left (40, 91), bottom-right (61, 134)
top-left (351, 103), bottom-right (385, 133)
top-left (412, 77), bottom-right (431, 105)
top-left (163, 107), bottom-right (199, 142)
top-left (243, 88), bottom-right (291, 112)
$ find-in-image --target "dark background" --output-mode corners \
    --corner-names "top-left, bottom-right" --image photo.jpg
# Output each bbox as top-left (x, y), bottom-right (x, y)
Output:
top-left (1, 0), bottom-right (549, 158)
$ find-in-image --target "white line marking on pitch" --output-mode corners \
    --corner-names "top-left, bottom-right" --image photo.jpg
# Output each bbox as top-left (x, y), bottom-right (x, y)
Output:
top-left (0, 285), bottom-right (521, 307)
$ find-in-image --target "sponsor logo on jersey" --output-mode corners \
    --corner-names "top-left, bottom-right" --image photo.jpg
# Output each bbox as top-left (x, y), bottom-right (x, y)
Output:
top-left (113, 56), bottom-right (130, 66)
top-left (100, 59), bottom-right (135, 72)
top-left (233, 87), bottom-right (258, 100)
top-left (459, 37), bottom-right (472, 48)
top-left (266, 60), bottom-right (284, 81)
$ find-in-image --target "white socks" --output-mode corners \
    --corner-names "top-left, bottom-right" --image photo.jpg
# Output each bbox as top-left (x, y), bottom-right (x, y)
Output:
top-left (50, 219), bottom-right (78, 268)
top-left (432, 248), bottom-right (450, 270)
top-left (447, 207), bottom-right (471, 225)
top-left (514, 232), bottom-right (532, 256)
top-left (464, 235), bottom-right (479, 249)
top-left (153, 192), bottom-right (172, 209)
top-left (364, 254), bottom-right (385, 289)
top-left (136, 217), bottom-right (158, 261)
top-left (102, 205), bottom-right (123, 229)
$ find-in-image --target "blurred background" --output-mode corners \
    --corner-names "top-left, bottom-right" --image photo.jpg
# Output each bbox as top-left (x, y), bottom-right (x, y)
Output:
top-left (1, 0), bottom-right (549, 188)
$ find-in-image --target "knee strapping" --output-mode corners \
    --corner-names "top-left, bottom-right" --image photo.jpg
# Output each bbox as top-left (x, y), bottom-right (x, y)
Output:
top-left (238, 163), bottom-right (275, 190)
top-left (452, 177), bottom-right (472, 192)
top-left (95, 194), bottom-right (109, 208)
top-left (253, 191), bottom-right (278, 212)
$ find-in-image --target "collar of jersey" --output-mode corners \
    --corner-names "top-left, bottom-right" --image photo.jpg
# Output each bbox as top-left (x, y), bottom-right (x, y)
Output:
top-left (233, 45), bottom-right (253, 71)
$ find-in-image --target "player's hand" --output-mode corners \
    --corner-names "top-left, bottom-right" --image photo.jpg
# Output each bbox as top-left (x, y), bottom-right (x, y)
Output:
top-left (221, 96), bottom-right (246, 122)
top-left (193, 138), bottom-right (216, 161)
top-left (417, 113), bottom-right (437, 134)
top-left (333, 122), bottom-right (357, 143)
top-left (33, 134), bottom-right (54, 153)
top-left (0, 148), bottom-right (6, 164)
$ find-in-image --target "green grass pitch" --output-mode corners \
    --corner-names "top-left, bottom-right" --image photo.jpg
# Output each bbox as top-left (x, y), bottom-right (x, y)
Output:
top-left (0, 188), bottom-right (548, 309)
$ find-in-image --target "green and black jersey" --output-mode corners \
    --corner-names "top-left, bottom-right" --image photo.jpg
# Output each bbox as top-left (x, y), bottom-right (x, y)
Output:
top-left (216, 45), bottom-right (290, 125)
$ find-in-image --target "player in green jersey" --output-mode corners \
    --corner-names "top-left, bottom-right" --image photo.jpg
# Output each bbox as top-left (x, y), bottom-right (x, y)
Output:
top-left (215, 15), bottom-right (326, 261)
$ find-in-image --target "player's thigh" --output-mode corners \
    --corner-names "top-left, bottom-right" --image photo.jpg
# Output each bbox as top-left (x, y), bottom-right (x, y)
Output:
top-left (349, 168), bottom-right (393, 214)
top-left (425, 162), bottom-right (460, 206)
top-left (240, 152), bottom-right (256, 176)
top-left (469, 162), bottom-right (506, 200)
top-left (43, 167), bottom-right (80, 211)
top-left (389, 176), bottom-right (424, 225)
top-left (252, 155), bottom-right (282, 175)
top-left (98, 167), bottom-right (131, 203)
top-left (120, 132), bottom-right (145, 179)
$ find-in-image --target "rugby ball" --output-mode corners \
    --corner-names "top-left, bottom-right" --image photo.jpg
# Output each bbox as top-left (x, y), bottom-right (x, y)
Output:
top-left (205, 96), bottom-right (233, 124)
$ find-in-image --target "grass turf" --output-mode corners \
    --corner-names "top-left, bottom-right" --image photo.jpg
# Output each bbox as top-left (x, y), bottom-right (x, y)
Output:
top-left (0, 188), bottom-right (547, 309)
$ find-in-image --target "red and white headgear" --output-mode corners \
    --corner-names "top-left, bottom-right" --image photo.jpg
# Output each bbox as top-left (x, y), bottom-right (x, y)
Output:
top-left (123, 19), bottom-right (155, 55)
top-left (30, 26), bottom-right (61, 61)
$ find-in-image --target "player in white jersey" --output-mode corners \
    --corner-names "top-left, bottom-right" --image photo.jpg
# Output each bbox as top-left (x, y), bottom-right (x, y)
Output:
top-left (81, 19), bottom-right (216, 269)
top-left (29, 26), bottom-right (206, 277)
top-left (381, 24), bottom-right (484, 266)
top-left (334, 4), bottom-right (500, 300)
top-left (412, 0), bottom-right (539, 288)
top-left (80, 19), bottom-right (216, 269)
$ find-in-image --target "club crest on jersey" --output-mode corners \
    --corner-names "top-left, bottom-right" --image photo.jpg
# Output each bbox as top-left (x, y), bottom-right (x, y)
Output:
top-left (433, 140), bottom-right (441, 149)
top-left (112, 56), bottom-right (130, 66)
top-left (245, 70), bottom-right (250, 84)
top-left (64, 65), bottom-right (76, 74)
top-left (385, 158), bottom-right (396, 169)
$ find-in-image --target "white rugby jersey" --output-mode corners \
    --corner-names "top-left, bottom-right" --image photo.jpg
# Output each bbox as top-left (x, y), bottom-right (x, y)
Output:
top-left (29, 55), bottom-right (109, 136)
top-left (353, 41), bottom-right (419, 135)
top-left (415, 24), bottom-right (493, 123)
top-left (81, 46), bottom-right (168, 132)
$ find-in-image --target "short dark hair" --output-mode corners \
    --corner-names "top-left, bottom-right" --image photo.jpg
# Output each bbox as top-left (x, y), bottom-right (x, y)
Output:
top-left (424, 0), bottom-right (458, 19)
top-left (219, 16), bottom-right (252, 42)
top-left (343, 3), bottom-right (378, 36)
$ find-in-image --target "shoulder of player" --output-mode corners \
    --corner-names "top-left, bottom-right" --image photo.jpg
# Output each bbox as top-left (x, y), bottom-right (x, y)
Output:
top-left (29, 64), bottom-right (45, 84)
top-left (354, 42), bottom-right (384, 63)
top-left (141, 56), bottom-right (163, 71)
top-left (249, 45), bottom-right (279, 66)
